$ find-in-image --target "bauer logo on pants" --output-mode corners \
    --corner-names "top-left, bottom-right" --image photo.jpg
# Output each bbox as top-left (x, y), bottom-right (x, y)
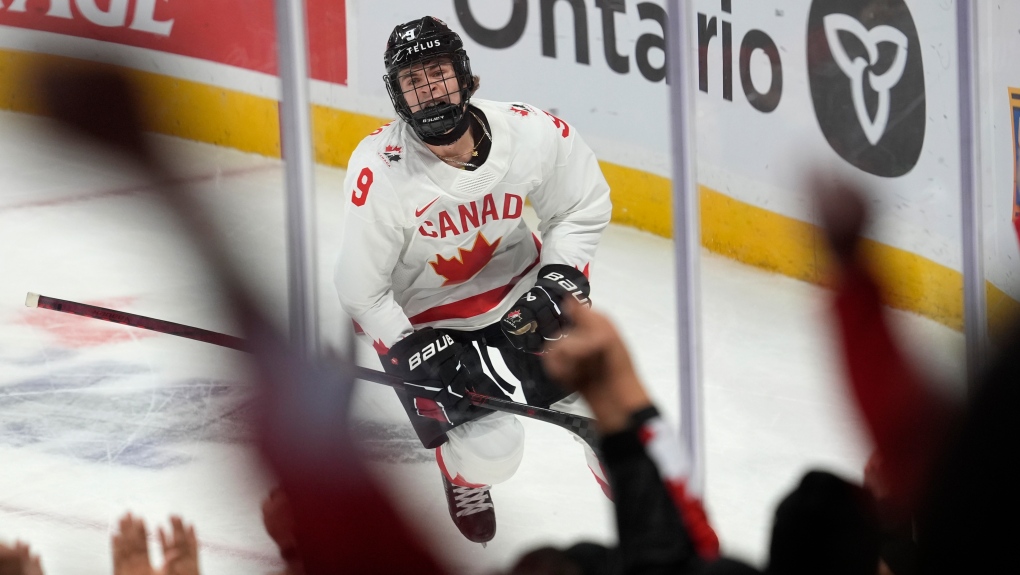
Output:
top-left (807, 0), bottom-right (925, 177)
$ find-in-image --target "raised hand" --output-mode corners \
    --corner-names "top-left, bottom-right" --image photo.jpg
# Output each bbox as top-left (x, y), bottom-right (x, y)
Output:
top-left (0, 541), bottom-right (44, 575)
top-left (542, 299), bottom-right (649, 434)
top-left (112, 513), bottom-right (156, 575)
top-left (262, 489), bottom-right (298, 561)
top-left (158, 516), bottom-right (200, 575)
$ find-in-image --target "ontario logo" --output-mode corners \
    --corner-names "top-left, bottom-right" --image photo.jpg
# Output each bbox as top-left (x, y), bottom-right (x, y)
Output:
top-left (807, 0), bottom-right (925, 177)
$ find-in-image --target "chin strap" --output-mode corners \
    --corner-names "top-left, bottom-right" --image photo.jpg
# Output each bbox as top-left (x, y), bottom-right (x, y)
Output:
top-left (419, 105), bottom-right (472, 145)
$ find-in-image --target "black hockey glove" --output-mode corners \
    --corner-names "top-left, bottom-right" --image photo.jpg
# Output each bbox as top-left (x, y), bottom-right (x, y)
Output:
top-left (500, 264), bottom-right (591, 354)
top-left (383, 328), bottom-right (477, 425)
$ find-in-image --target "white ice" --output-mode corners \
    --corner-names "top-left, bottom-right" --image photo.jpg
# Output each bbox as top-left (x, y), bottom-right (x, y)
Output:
top-left (0, 110), bottom-right (965, 574)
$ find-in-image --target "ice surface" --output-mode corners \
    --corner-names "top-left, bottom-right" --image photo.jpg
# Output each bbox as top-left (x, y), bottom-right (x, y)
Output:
top-left (0, 110), bottom-right (965, 574)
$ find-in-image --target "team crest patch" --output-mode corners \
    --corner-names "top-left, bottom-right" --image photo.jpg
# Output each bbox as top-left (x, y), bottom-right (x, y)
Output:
top-left (503, 309), bottom-right (523, 328)
top-left (379, 145), bottom-right (403, 166)
top-left (509, 104), bottom-right (532, 117)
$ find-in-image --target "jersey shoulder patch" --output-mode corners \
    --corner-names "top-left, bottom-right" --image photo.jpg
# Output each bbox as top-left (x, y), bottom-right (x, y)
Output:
top-left (377, 144), bottom-right (405, 167)
top-left (474, 99), bottom-right (536, 121)
top-left (350, 123), bottom-right (410, 171)
top-left (507, 103), bottom-right (537, 118)
top-left (482, 99), bottom-right (572, 144)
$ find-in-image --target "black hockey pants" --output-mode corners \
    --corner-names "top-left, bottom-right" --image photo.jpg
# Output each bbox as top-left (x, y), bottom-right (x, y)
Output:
top-left (395, 322), bottom-right (571, 449)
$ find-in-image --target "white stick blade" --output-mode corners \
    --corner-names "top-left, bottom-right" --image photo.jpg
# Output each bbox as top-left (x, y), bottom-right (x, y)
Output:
top-left (25, 292), bottom-right (40, 308)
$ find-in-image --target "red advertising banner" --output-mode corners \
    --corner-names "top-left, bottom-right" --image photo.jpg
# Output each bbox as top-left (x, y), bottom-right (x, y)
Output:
top-left (0, 0), bottom-right (347, 85)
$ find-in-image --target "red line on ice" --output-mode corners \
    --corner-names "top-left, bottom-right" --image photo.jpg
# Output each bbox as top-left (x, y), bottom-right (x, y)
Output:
top-left (0, 500), bottom-right (282, 566)
top-left (0, 165), bottom-right (278, 213)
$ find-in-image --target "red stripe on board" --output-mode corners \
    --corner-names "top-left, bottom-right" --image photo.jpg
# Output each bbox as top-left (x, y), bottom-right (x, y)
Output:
top-left (0, 1), bottom-right (347, 85)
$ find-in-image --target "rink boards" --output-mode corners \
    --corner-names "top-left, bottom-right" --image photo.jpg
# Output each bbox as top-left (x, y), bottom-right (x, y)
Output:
top-left (3, 0), bottom-right (1020, 332)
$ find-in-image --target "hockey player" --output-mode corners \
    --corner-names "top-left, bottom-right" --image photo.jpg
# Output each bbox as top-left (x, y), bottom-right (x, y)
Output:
top-left (334, 16), bottom-right (612, 544)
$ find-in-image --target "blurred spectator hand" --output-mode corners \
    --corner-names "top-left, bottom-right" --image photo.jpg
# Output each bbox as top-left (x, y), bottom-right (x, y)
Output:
top-left (542, 299), bottom-right (650, 433)
top-left (0, 542), bottom-right (44, 575)
top-left (863, 451), bottom-right (892, 504)
top-left (113, 514), bottom-right (156, 575)
top-left (262, 488), bottom-right (302, 573)
top-left (113, 514), bottom-right (201, 575)
top-left (157, 516), bottom-right (199, 575)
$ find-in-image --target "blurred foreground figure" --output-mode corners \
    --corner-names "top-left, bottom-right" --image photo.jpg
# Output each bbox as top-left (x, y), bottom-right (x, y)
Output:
top-left (816, 178), bottom-right (1019, 575)
top-left (36, 64), bottom-right (446, 575)
top-left (765, 470), bottom-right (881, 575)
top-left (506, 300), bottom-right (722, 574)
top-left (525, 303), bottom-right (880, 575)
top-left (334, 15), bottom-right (613, 544)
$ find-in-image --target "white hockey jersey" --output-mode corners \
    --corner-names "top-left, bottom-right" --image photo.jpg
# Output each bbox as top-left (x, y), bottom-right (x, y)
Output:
top-left (334, 99), bottom-right (612, 352)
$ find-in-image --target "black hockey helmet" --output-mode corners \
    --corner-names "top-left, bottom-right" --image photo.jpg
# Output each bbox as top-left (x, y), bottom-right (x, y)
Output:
top-left (383, 16), bottom-right (476, 141)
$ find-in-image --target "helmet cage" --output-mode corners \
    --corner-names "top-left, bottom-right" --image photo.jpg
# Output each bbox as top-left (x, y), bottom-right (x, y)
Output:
top-left (383, 18), bottom-right (475, 140)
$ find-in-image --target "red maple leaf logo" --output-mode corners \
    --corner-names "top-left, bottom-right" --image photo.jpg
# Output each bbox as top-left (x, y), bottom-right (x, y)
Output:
top-left (372, 339), bottom-right (390, 355)
top-left (385, 145), bottom-right (402, 153)
top-left (429, 233), bottom-right (501, 286)
top-left (510, 104), bottom-right (530, 117)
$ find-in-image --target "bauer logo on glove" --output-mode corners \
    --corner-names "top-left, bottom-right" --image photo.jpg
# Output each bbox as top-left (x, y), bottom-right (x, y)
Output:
top-left (382, 328), bottom-right (504, 426)
top-left (501, 264), bottom-right (591, 353)
top-left (540, 270), bottom-right (591, 307)
top-left (406, 333), bottom-right (455, 371)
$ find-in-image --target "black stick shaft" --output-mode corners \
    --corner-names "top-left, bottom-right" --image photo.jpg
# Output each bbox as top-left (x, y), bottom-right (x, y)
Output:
top-left (26, 293), bottom-right (602, 453)
top-left (31, 293), bottom-right (248, 351)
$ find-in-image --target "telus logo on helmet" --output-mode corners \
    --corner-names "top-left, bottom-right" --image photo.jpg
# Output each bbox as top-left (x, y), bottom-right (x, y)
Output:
top-left (393, 39), bottom-right (444, 64)
top-left (807, 0), bottom-right (925, 177)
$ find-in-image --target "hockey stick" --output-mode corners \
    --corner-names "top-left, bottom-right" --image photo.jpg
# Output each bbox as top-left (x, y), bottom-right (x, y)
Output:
top-left (25, 292), bottom-right (601, 453)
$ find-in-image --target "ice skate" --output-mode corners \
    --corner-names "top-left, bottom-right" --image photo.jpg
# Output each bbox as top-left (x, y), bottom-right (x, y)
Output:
top-left (442, 474), bottom-right (496, 544)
